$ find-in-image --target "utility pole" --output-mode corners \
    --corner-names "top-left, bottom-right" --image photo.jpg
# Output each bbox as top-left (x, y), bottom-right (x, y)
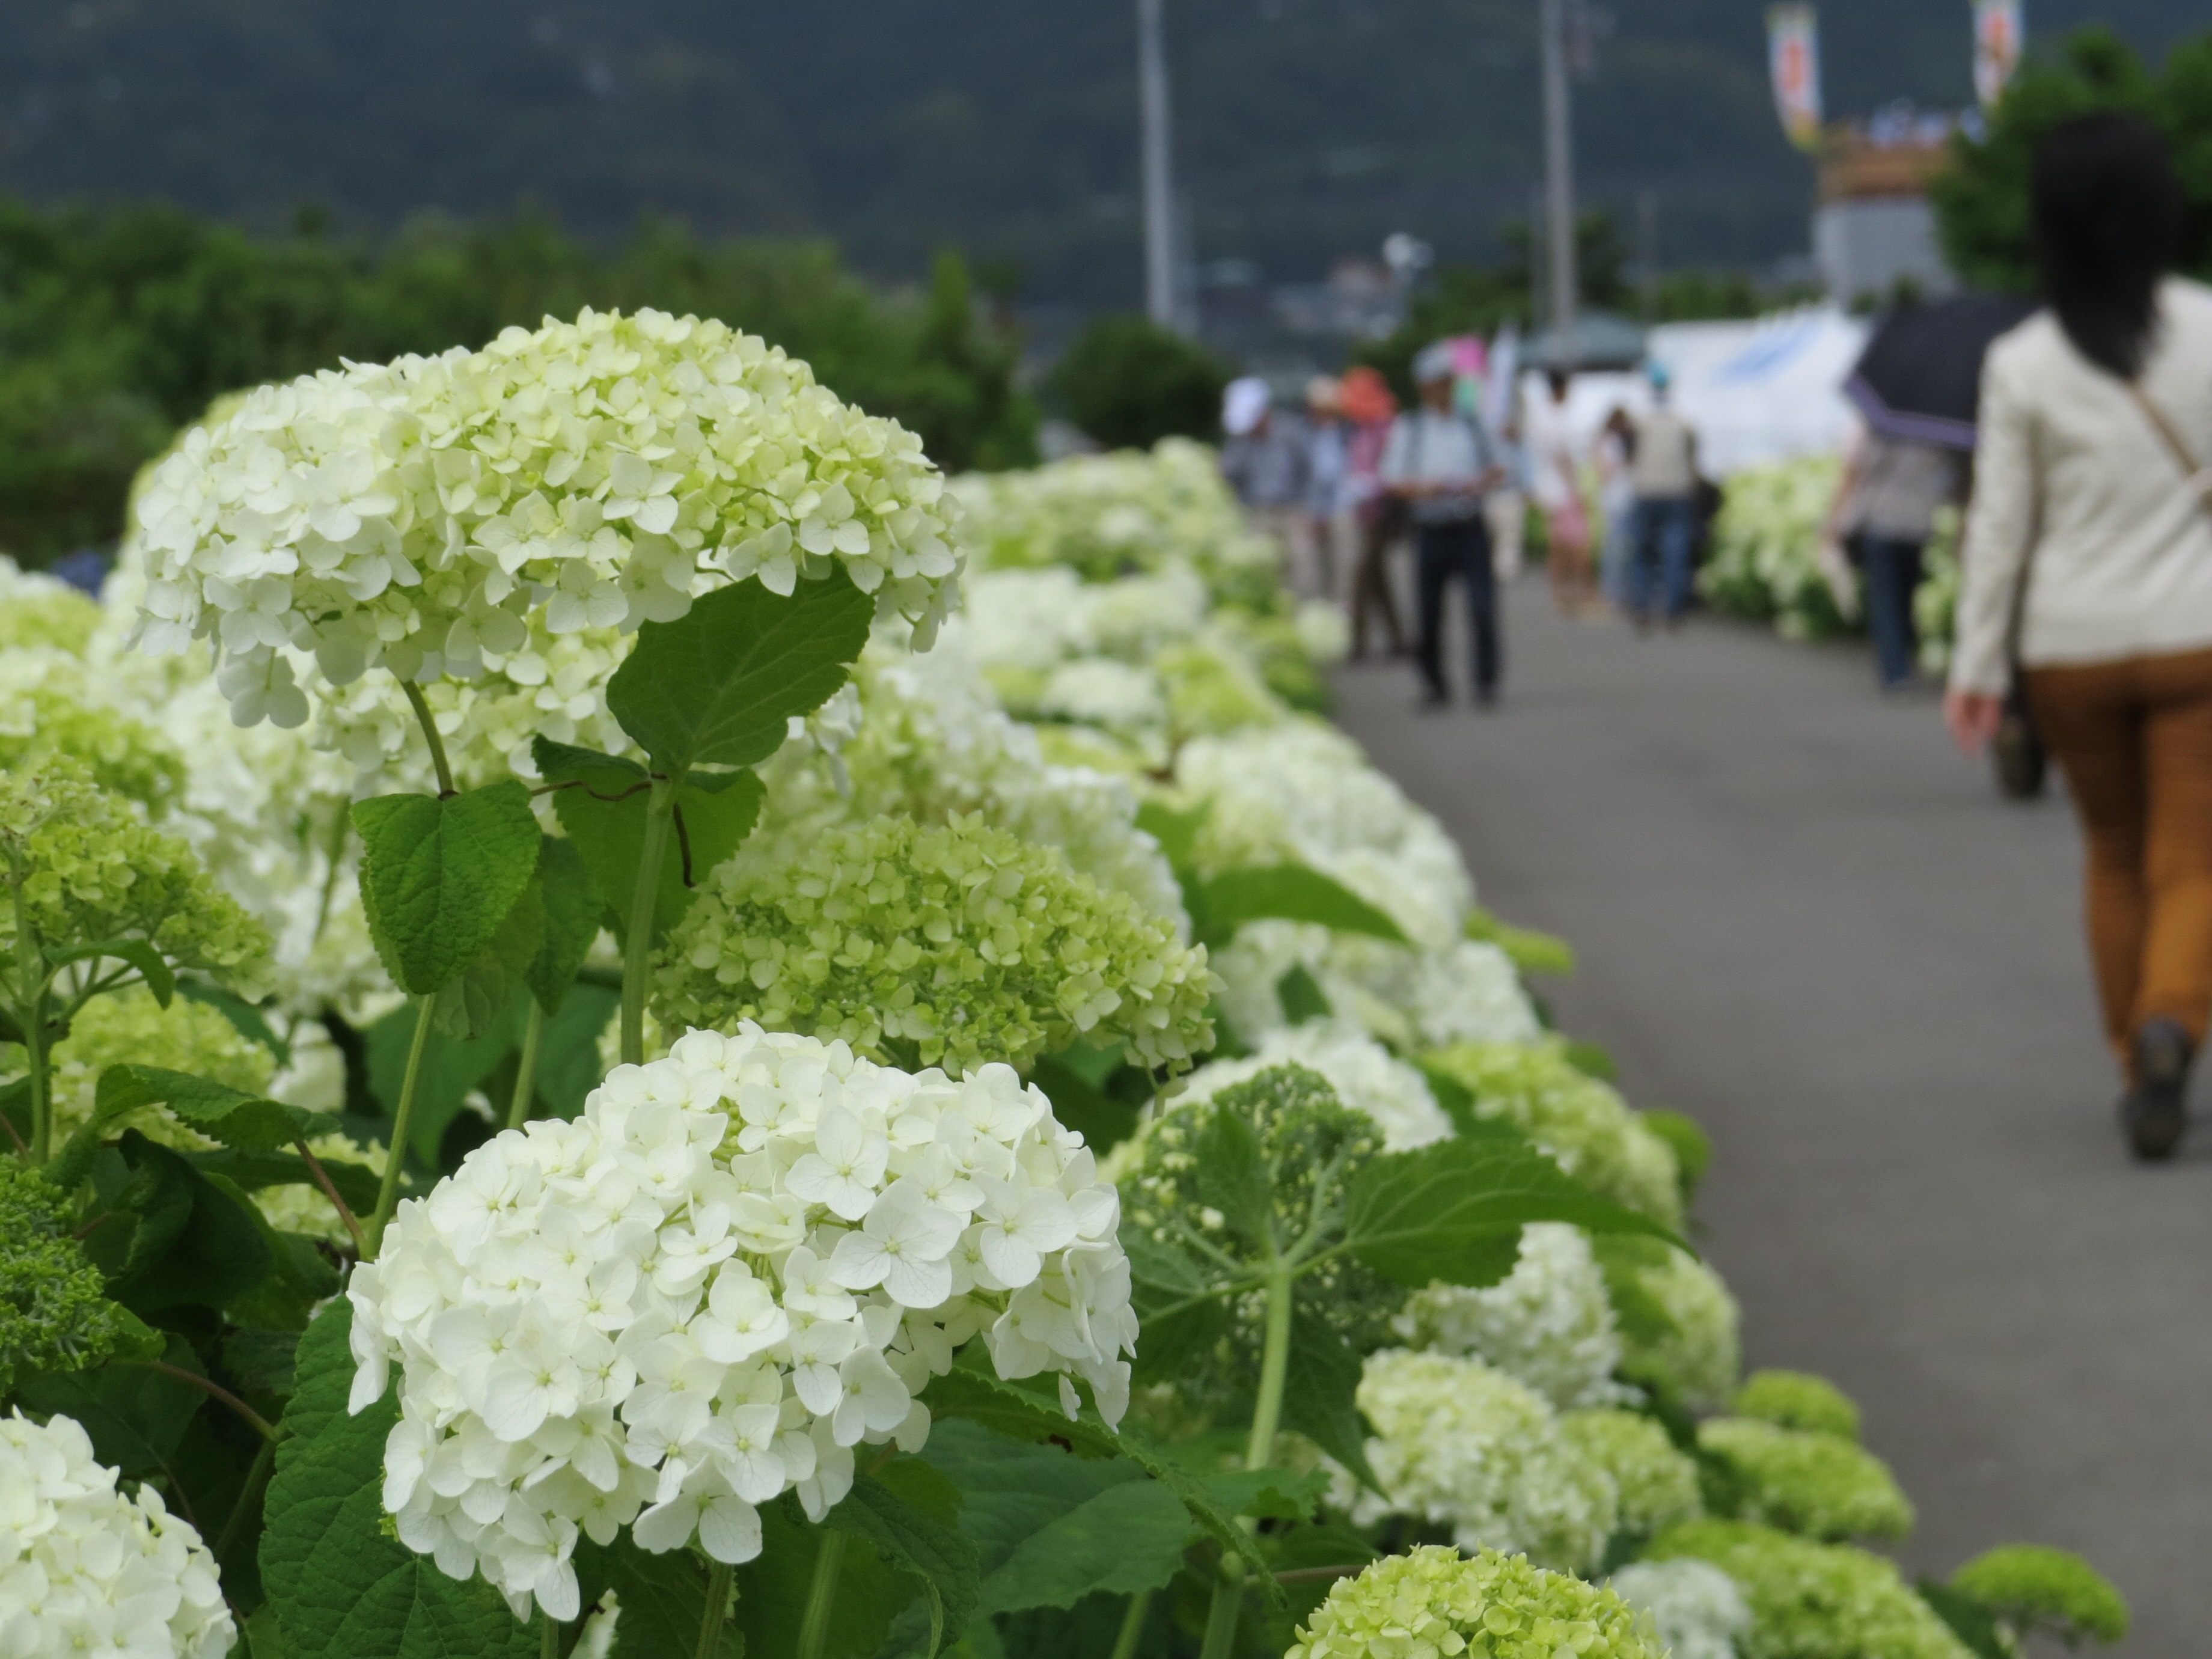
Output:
top-left (1539, 0), bottom-right (1578, 364)
top-left (1137, 0), bottom-right (1178, 331)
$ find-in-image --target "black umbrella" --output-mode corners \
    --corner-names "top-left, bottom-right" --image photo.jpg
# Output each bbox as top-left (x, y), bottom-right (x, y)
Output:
top-left (1844, 292), bottom-right (2038, 450)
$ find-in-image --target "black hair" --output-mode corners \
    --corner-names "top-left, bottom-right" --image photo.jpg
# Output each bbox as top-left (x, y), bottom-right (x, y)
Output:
top-left (2030, 112), bottom-right (2178, 379)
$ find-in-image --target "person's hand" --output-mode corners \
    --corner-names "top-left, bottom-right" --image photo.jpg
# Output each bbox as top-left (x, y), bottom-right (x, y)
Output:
top-left (1944, 688), bottom-right (2006, 753)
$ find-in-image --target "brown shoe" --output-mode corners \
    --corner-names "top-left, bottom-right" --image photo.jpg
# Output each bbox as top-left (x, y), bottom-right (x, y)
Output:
top-left (2122, 1018), bottom-right (2192, 1161)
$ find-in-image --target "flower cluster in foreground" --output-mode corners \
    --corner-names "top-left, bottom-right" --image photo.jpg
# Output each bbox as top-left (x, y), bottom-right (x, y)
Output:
top-left (348, 1025), bottom-right (1135, 1619)
top-left (0, 1410), bottom-right (234, 1659)
top-left (1287, 1544), bottom-right (1662, 1659)
top-left (132, 307), bottom-right (964, 726)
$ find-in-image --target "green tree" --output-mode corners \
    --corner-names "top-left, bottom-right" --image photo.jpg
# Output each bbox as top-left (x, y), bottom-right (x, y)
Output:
top-left (1046, 316), bottom-right (1230, 452)
top-left (1932, 27), bottom-right (2212, 294)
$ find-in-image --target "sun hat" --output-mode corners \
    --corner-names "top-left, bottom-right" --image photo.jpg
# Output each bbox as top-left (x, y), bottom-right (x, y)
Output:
top-left (1411, 341), bottom-right (1458, 385)
top-left (1337, 365), bottom-right (1397, 424)
top-left (1223, 376), bottom-right (1274, 436)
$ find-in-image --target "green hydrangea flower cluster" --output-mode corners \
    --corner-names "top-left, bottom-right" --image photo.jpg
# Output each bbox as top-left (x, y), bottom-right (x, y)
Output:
top-left (1423, 1039), bottom-right (1684, 1228)
top-left (0, 1162), bottom-right (136, 1393)
top-left (0, 661), bottom-right (186, 814)
top-left (0, 557), bottom-right (102, 655)
top-left (1648, 1519), bottom-right (1975, 1659)
top-left (1347, 1349), bottom-right (1619, 1574)
top-left (1698, 1417), bottom-right (1914, 1542)
top-left (1596, 1237), bottom-right (1743, 1410)
top-left (0, 760), bottom-right (269, 985)
top-left (1287, 1545), bottom-right (1664, 1659)
top-left (1117, 1064), bottom-right (1397, 1394)
top-left (1154, 634), bottom-right (1288, 738)
top-left (1734, 1369), bottom-right (1864, 1441)
top-left (41, 987), bottom-right (276, 1149)
top-left (1562, 1409), bottom-right (1705, 1539)
top-left (1948, 1545), bottom-right (2129, 1646)
top-left (653, 813), bottom-right (1214, 1076)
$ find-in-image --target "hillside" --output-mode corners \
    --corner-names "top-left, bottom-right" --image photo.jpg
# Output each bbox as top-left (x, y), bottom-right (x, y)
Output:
top-left (0, 1), bottom-right (2197, 304)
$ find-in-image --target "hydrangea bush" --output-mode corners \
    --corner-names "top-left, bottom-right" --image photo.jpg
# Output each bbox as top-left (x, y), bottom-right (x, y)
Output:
top-left (1288, 1545), bottom-right (1663, 1659)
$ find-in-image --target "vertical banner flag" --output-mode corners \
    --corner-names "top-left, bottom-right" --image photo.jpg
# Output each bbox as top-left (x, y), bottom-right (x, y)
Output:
top-left (1973, 0), bottom-right (2023, 109)
top-left (1767, 5), bottom-right (1822, 151)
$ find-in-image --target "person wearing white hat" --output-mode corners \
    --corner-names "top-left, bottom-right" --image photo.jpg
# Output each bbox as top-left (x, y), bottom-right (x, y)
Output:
top-left (1220, 376), bottom-right (1312, 585)
top-left (1382, 341), bottom-right (1510, 707)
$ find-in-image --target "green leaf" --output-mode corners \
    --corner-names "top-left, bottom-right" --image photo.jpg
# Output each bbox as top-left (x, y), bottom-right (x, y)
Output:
top-left (191, 1147), bottom-right (380, 1215)
top-left (1916, 1579), bottom-right (2012, 1659)
top-left (46, 937), bottom-right (176, 1006)
top-left (94, 1065), bottom-right (340, 1153)
top-left (352, 781), bottom-right (543, 996)
top-left (1464, 908), bottom-right (1577, 976)
top-left (1413, 1058), bottom-right (1480, 1138)
top-left (177, 977), bottom-right (291, 1063)
top-left (1190, 866), bottom-right (1406, 947)
top-left (1133, 797), bottom-right (1209, 873)
top-left (432, 874), bottom-right (545, 1040)
top-left (1026, 1051), bottom-right (1137, 1156)
top-left (535, 739), bottom-right (766, 943)
top-left (1342, 1125), bottom-right (1681, 1289)
top-left (1276, 1310), bottom-right (1379, 1492)
top-left (570, 1536), bottom-right (741, 1658)
top-left (367, 997), bottom-right (527, 1165)
top-left (527, 837), bottom-right (601, 1016)
top-left (606, 569), bottom-right (875, 774)
top-left (13, 1333), bottom-right (207, 1479)
top-left (1120, 1226), bottom-right (1233, 1388)
top-left (262, 1303), bottom-right (542, 1659)
top-left (824, 1470), bottom-right (980, 1657)
top-left (1275, 962), bottom-right (1331, 1025)
top-left (733, 1496), bottom-right (913, 1659)
top-left (86, 1132), bottom-right (273, 1314)
top-left (1191, 1106), bottom-right (1273, 1251)
top-left (535, 982), bottom-right (620, 1120)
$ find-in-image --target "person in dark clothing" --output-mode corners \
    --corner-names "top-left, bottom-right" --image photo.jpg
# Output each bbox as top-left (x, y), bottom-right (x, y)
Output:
top-left (1380, 342), bottom-right (1509, 707)
top-left (1821, 432), bottom-right (1960, 689)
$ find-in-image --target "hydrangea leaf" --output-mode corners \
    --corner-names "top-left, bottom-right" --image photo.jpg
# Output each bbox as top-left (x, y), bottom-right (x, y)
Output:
top-left (1191, 1105), bottom-right (1273, 1250)
top-left (1280, 1307), bottom-right (1381, 1492)
top-left (1343, 1123), bottom-right (1681, 1290)
top-left (1134, 796), bottom-right (1211, 873)
top-left (261, 1301), bottom-right (542, 1659)
top-left (1916, 1578), bottom-right (2011, 1659)
top-left (534, 739), bottom-right (765, 943)
top-left (352, 781), bottom-right (543, 996)
top-left (367, 996), bottom-right (528, 1165)
top-left (823, 1468), bottom-right (980, 1658)
top-left (1275, 962), bottom-right (1333, 1026)
top-left (432, 874), bottom-right (545, 1040)
top-left (192, 1147), bottom-right (381, 1215)
top-left (84, 1131), bottom-right (273, 1314)
top-left (176, 976), bottom-right (292, 1063)
top-left (569, 1536), bottom-right (741, 1658)
top-left (606, 569), bottom-right (875, 774)
top-left (46, 937), bottom-right (176, 1007)
top-left (13, 1333), bottom-right (207, 1481)
top-left (94, 1064), bottom-right (340, 1153)
top-left (733, 1494), bottom-right (920, 1659)
top-left (1188, 866), bottom-right (1407, 948)
top-left (1119, 1225), bottom-right (1235, 1387)
top-left (525, 836), bottom-right (600, 1016)
top-left (1025, 1050), bottom-right (1137, 1156)
top-left (534, 982), bottom-right (620, 1120)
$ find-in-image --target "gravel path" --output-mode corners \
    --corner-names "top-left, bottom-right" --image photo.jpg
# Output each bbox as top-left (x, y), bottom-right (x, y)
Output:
top-left (1333, 578), bottom-right (2212, 1654)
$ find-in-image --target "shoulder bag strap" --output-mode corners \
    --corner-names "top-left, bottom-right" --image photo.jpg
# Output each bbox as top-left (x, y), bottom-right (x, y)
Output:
top-left (2127, 382), bottom-right (2212, 517)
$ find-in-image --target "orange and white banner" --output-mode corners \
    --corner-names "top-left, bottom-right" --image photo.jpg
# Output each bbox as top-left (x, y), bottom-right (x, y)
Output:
top-left (1973, 0), bottom-right (2023, 109)
top-left (1767, 5), bottom-right (1822, 151)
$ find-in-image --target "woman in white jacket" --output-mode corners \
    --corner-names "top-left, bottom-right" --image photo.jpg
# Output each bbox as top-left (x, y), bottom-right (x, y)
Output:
top-left (1947, 114), bottom-right (2212, 1159)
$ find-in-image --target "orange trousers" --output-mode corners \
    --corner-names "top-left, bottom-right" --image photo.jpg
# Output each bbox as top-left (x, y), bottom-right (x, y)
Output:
top-left (2027, 645), bottom-right (2212, 1065)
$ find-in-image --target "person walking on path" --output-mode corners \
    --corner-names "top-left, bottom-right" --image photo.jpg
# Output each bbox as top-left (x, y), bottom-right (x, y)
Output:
top-left (1220, 375), bottom-right (1311, 584)
top-left (1302, 376), bottom-right (1349, 602)
top-left (1822, 430), bottom-right (1960, 689)
top-left (1627, 365), bottom-right (1702, 629)
top-left (1339, 367), bottom-right (1408, 659)
top-left (1594, 406), bottom-right (1639, 611)
top-left (1945, 114), bottom-right (2212, 1161)
top-left (1383, 341), bottom-right (1508, 707)
top-left (1529, 370), bottom-right (1598, 614)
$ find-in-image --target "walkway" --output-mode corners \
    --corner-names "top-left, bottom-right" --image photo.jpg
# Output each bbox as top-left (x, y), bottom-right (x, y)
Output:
top-left (1334, 582), bottom-right (2212, 1654)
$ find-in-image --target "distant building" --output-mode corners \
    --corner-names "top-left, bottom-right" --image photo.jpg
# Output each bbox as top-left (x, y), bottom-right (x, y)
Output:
top-left (1813, 104), bottom-right (1960, 307)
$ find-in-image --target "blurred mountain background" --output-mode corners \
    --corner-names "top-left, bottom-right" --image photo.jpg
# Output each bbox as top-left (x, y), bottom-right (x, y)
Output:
top-left (1, 0), bottom-right (2198, 305)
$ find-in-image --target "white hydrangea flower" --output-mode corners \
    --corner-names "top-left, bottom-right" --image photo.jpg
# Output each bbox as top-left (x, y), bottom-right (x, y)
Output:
top-left (1036, 659), bottom-right (1169, 736)
top-left (1210, 923), bottom-right (1539, 1053)
top-left (1606, 1560), bottom-right (1752, 1659)
top-left (347, 1024), bottom-right (1135, 1621)
top-left (1172, 1019), bottom-right (1451, 1152)
top-left (1394, 1223), bottom-right (1635, 1412)
top-left (131, 308), bottom-right (963, 729)
top-left (1340, 1349), bottom-right (1617, 1575)
top-left (0, 1410), bottom-right (235, 1659)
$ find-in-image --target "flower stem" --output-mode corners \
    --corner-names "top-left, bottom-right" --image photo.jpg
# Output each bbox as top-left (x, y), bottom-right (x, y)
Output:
top-left (697, 1559), bottom-right (736, 1659)
top-left (794, 1530), bottom-right (848, 1659)
top-left (293, 1137), bottom-right (366, 1256)
top-left (1108, 1590), bottom-right (1152, 1659)
top-left (1200, 1263), bottom-right (1298, 1659)
top-left (365, 993), bottom-right (436, 1259)
top-left (399, 678), bottom-right (456, 796)
top-left (126, 1359), bottom-right (282, 1443)
top-left (542, 1610), bottom-right (563, 1659)
top-left (213, 1434), bottom-right (279, 1564)
top-left (619, 777), bottom-right (678, 1068)
top-left (506, 999), bottom-right (546, 1131)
